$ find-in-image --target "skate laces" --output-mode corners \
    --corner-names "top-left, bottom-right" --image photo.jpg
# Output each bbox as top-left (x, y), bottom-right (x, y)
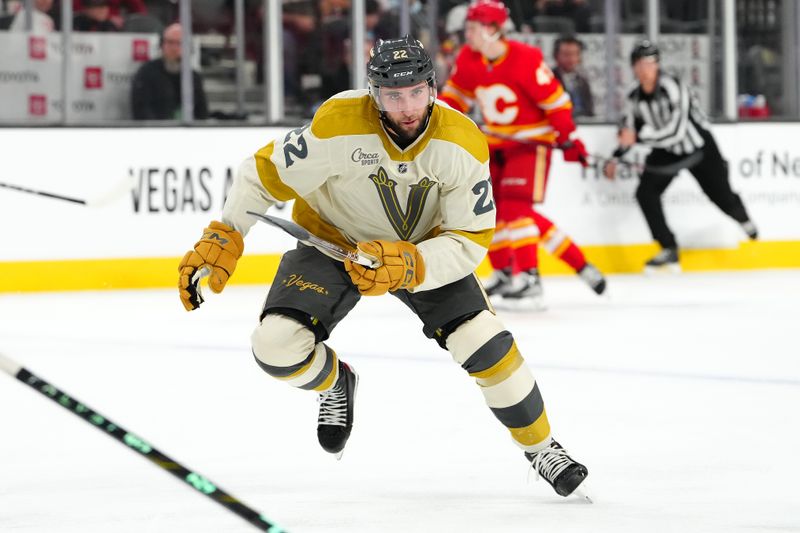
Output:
top-left (527, 444), bottom-right (573, 484)
top-left (318, 383), bottom-right (348, 427)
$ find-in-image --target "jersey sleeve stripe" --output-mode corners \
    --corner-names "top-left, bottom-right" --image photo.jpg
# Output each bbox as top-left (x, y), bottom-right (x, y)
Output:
top-left (254, 142), bottom-right (300, 202)
top-left (292, 196), bottom-right (357, 251)
top-left (539, 92), bottom-right (572, 112)
top-left (439, 87), bottom-right (472, 112)
top-left (537, 85), bottom-right (567, 105)
top-left (449, 228), bottom-right (495, 249)
top-left (444, 79), bottom-right (476, 98)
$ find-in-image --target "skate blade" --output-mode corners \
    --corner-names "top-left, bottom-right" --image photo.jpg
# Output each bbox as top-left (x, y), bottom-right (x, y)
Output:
top-left (644, 263), bottom-right (681, 275)
top-left (571, 483), bottom-right (594, 504)
top-left (335, 450), bottom-right (345, 461)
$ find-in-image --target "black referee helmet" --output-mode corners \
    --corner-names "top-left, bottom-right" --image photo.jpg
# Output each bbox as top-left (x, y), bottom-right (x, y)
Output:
top-left (630, 40), bottom-right (660, 65)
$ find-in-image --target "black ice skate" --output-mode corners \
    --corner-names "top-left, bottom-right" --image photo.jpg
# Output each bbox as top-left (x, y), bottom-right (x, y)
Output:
top-left (578, 263), bottom-right (607, 295)
top-left (484, 267), bottom-right (513, 296)
top-left (644, 247), bottom-right (680, 274)
top-left (499, 269), bottom-right (546, 311)
top-left (525, 439), bottom-right (589, 499)
top-left (317, 361), bottom-right (358, 459)
top-left (741, 220), bottom-right (758, 240)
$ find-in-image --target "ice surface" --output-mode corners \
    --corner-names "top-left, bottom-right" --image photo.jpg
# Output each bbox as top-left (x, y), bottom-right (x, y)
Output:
top-left (1, 271), bottom-right (799, 532)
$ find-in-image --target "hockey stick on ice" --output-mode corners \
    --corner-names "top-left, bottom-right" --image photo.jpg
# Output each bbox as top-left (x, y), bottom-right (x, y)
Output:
top-left (247, 211), bottom-right (380, 268)
top-left (0, 352), bottom-right (287, 533)
top-left (0, 176), bottom-right (132, 207)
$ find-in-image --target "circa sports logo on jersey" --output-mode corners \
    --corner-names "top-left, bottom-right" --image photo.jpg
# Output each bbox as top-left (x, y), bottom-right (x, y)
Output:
top-left (369, 166), bottom-right (435, 241)
top-left (351, 147), bottom-right (380, 166)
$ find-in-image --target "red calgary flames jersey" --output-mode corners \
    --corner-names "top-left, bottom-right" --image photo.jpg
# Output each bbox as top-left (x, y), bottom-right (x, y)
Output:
top-left (440, 40), bottom-right (575, 149)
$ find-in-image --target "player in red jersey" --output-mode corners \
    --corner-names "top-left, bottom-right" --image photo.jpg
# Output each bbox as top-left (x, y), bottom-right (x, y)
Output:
top-left (439, 0), bottom-right (606, 309)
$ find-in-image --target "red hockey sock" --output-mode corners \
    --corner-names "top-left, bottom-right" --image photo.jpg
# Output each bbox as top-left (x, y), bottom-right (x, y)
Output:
top-left (488, 220), bottom-right (513, 270)
top-left (533, 211), bottom-right (587, 272)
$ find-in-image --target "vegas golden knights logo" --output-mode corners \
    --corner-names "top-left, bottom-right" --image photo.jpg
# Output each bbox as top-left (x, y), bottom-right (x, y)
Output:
top-left (369, 166), bottom-right (435, 240)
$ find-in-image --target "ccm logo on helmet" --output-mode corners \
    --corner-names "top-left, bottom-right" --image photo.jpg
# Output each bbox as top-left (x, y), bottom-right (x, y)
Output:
top-left (393, 71), bottom-right (413, 78)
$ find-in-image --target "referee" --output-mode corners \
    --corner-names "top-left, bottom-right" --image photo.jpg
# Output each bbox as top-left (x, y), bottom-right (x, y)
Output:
top-left (604, 40), bottom-right (758, 271)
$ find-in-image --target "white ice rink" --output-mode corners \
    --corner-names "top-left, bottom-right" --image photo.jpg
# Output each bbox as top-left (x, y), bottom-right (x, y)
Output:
top-left (1, 270), bottom-right (799, 533)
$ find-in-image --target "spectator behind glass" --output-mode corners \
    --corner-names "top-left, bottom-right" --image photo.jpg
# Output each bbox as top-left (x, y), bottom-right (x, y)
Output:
top-left (552, 35), bottom-right (594, 118)
top-left (131, 23), bottom-right (209, 120)
top-left (73, 0), bottom-right (118, 32)
top-left (73, 0), bottom-right (146, 29)
top-left (9, 0), bottom-right (54, 32)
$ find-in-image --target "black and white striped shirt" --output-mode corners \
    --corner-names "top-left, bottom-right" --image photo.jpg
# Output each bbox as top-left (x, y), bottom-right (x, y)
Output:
top-left (622, 74), bottom-right (711, 156)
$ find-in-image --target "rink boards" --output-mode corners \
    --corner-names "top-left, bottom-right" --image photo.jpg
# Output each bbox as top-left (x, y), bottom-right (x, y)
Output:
top-left (2, 123), bottom-right (799, 291)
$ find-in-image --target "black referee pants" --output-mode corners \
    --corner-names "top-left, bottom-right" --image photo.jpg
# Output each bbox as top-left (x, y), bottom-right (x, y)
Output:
top-left (635, 131), bottom-right (751, 250)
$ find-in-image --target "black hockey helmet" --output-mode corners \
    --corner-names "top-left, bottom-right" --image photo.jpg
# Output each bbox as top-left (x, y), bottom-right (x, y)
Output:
top-left (630, 40), bottom-right (660, 65)
top-left (367, 35), bottom-right (436, 89)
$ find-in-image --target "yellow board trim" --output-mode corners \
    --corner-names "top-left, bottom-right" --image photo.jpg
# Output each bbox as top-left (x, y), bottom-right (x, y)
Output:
top-left (0, 254), bottom-right (282, 293)
top-left (509, 410), bottom-right (551, 447)
top-left (2, 240), bottom-right (799, 293)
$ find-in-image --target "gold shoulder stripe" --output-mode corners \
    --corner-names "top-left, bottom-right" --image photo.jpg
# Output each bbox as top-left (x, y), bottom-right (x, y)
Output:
top-left (450, 228), bottom-right (495, 249)
top-left (432, 105), bottom-right (490, 164)
top-left (292, 197), bottom-right (356, 252)
top-left (254, 142), bottom-right (299, 202)
top-left (311, 95), bottom-right (376, 139)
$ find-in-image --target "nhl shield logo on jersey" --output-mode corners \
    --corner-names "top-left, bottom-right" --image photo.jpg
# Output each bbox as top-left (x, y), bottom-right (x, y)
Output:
top-left (368, 166), bottom-right (435, 240)
top-left (398, 163), bottom-right (408, 174)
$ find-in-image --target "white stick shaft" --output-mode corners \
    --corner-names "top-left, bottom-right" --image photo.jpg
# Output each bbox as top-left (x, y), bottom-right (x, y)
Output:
top-left (0, 352), bottom-right (23, 376)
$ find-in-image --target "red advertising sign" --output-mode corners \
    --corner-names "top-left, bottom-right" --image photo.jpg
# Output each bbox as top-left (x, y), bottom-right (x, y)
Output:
top-left (29, 36), bottom-right (46, 60)
top-left (84, 67), bottom-right (103, 89)
top-left (29, 94), bottom-right (47, 116)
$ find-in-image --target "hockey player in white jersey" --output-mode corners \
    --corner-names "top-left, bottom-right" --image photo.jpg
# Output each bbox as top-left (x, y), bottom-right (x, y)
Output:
top-left (177, 36), bottom-right (588, 498)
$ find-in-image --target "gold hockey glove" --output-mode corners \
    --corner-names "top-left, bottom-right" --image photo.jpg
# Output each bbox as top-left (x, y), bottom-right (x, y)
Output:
top-left (345, 240), bottom-right (425, 296)
top-left (178, 221), bottom-right (244, 311)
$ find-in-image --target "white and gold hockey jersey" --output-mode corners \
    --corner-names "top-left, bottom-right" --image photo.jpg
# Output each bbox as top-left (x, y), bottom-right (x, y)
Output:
top-left (222, 89), bottom-right (495, 292)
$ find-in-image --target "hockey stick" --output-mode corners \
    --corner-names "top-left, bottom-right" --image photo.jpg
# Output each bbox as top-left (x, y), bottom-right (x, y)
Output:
top-left (0, 352), bottom-right (286, 533)
top-left (247, 211), bottom-right (380, 268)
top-left (478, 128), bottom-right (704, 176)
top-left (477, 127), bottom-right (610, 169)
top-left (0, 176), bottom-right (132, 207)
top-left (604, 147), bottom-right (704, 177)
